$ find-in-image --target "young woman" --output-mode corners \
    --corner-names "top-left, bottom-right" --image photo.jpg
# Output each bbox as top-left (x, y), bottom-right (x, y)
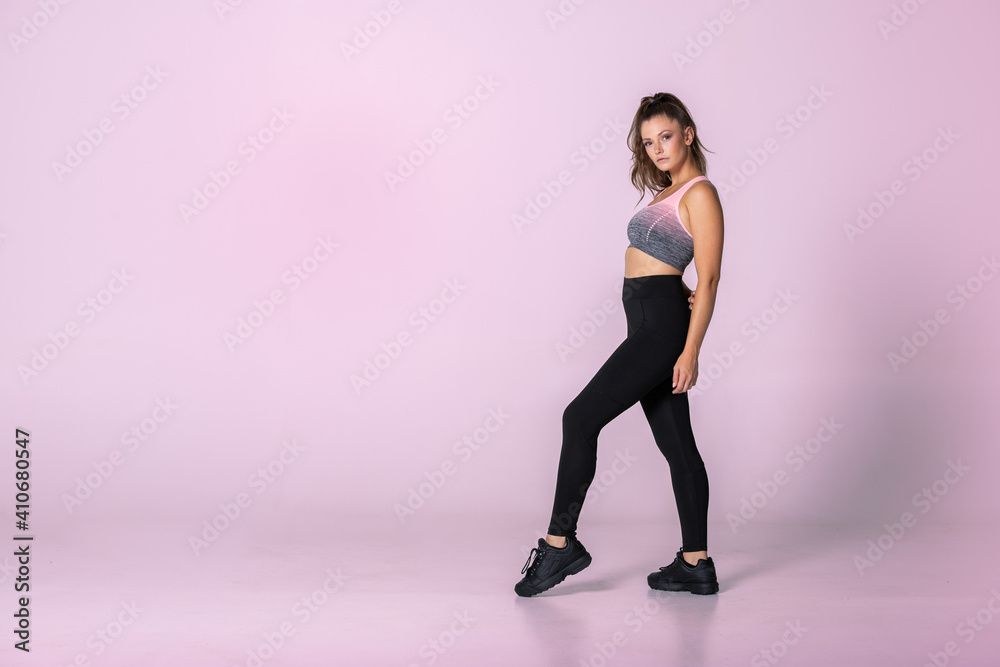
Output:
top-left (515, 92), bottom-right (725, 597)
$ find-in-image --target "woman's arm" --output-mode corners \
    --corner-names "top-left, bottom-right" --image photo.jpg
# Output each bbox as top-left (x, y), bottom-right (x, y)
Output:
top-left (672, 182), bottom-right (724, 393)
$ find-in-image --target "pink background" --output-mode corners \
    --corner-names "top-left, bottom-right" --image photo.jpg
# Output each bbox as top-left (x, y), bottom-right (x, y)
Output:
top-left (2, 0), bottom-right (999, 664)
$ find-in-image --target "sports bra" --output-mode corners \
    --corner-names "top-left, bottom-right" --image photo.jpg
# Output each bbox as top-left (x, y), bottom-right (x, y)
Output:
top-left (626, 175), bottom-right (709, 272)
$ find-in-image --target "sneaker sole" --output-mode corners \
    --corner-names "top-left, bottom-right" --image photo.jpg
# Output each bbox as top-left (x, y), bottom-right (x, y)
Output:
top-left (515, 551), bottom-right (592, 597)
top-left (647, 579), bottom-right (719, 595)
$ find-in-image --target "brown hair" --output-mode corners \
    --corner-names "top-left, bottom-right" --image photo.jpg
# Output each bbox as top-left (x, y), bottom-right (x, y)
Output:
top-left (627, 93), bottom-right (713, 206)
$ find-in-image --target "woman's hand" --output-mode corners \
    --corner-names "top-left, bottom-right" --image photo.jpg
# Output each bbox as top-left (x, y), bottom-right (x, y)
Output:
top-left (681, 281), bottom-right (695, 311)
top-left (672, 348), bottom-right (699, 393)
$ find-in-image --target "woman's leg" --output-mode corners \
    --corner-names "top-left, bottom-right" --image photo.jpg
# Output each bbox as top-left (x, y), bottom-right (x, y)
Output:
top-left (633, 286), bottom-right (709, 562)
top-left (546, 302), bottom-right (680, 539)
top-left (638, 378), bottom-right (709, 560)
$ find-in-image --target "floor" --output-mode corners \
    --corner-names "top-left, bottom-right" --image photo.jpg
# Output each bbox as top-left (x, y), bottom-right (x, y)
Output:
top-left (8, 515), bottom-right (1000, 666)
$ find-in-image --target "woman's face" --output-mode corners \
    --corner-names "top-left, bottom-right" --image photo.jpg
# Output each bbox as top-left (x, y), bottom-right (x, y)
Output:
top-left (640, 115), bottom-right (689, 172)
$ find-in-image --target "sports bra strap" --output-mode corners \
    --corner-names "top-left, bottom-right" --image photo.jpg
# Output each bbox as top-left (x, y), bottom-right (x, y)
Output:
top-left (666, 175), bottom-right (708, 201)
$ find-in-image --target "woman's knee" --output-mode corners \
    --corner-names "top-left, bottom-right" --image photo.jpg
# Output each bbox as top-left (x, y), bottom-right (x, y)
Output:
top-left (562, 392), bottom-right (602, 440)
top-left (563, 388), bottom-right (619, 442)
top-left (562, 395), bottom-right (586, 435)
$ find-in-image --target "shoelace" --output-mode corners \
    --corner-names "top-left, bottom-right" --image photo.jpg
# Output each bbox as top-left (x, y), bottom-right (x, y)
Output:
top-left (659, 553), bottom-right (685, 572)
top-left (521, 546), bottom-right (544, 575)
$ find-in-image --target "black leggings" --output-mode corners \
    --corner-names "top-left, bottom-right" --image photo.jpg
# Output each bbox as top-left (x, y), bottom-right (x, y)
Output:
top-left (547, 274), bottom-right (709, 552)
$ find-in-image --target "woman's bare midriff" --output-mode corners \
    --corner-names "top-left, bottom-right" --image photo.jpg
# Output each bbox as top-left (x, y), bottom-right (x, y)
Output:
top-left (624, 247), bottom-right (683, 278)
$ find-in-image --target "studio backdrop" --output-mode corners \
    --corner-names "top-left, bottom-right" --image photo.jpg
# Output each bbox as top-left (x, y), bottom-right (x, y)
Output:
top-left (2, 0), bottom-right (998, 569)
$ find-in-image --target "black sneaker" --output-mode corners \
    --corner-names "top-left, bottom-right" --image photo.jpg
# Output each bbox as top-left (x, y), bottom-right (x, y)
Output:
top-left (514, 536), bottom-right (592, 597)
top-left (648, 549), bottom-right (719, 595)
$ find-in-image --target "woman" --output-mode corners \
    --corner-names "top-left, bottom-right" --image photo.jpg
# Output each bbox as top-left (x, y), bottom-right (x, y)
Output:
top-left (515, 92), bottom-right (724, 597)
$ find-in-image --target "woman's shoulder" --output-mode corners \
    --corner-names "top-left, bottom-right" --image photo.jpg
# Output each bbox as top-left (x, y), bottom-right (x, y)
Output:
top-left (690, 175), bottom-right (717, 193)
top-left (683, 177), bottom-right (722, 208)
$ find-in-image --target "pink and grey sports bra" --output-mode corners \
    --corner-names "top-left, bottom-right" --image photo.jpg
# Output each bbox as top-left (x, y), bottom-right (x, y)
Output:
top-left (626, 175), bottom-right (709, 272)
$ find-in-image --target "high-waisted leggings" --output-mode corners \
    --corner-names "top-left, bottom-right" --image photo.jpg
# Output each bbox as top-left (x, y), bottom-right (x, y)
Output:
top-left (547, 274), bottom-right (709, 552)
